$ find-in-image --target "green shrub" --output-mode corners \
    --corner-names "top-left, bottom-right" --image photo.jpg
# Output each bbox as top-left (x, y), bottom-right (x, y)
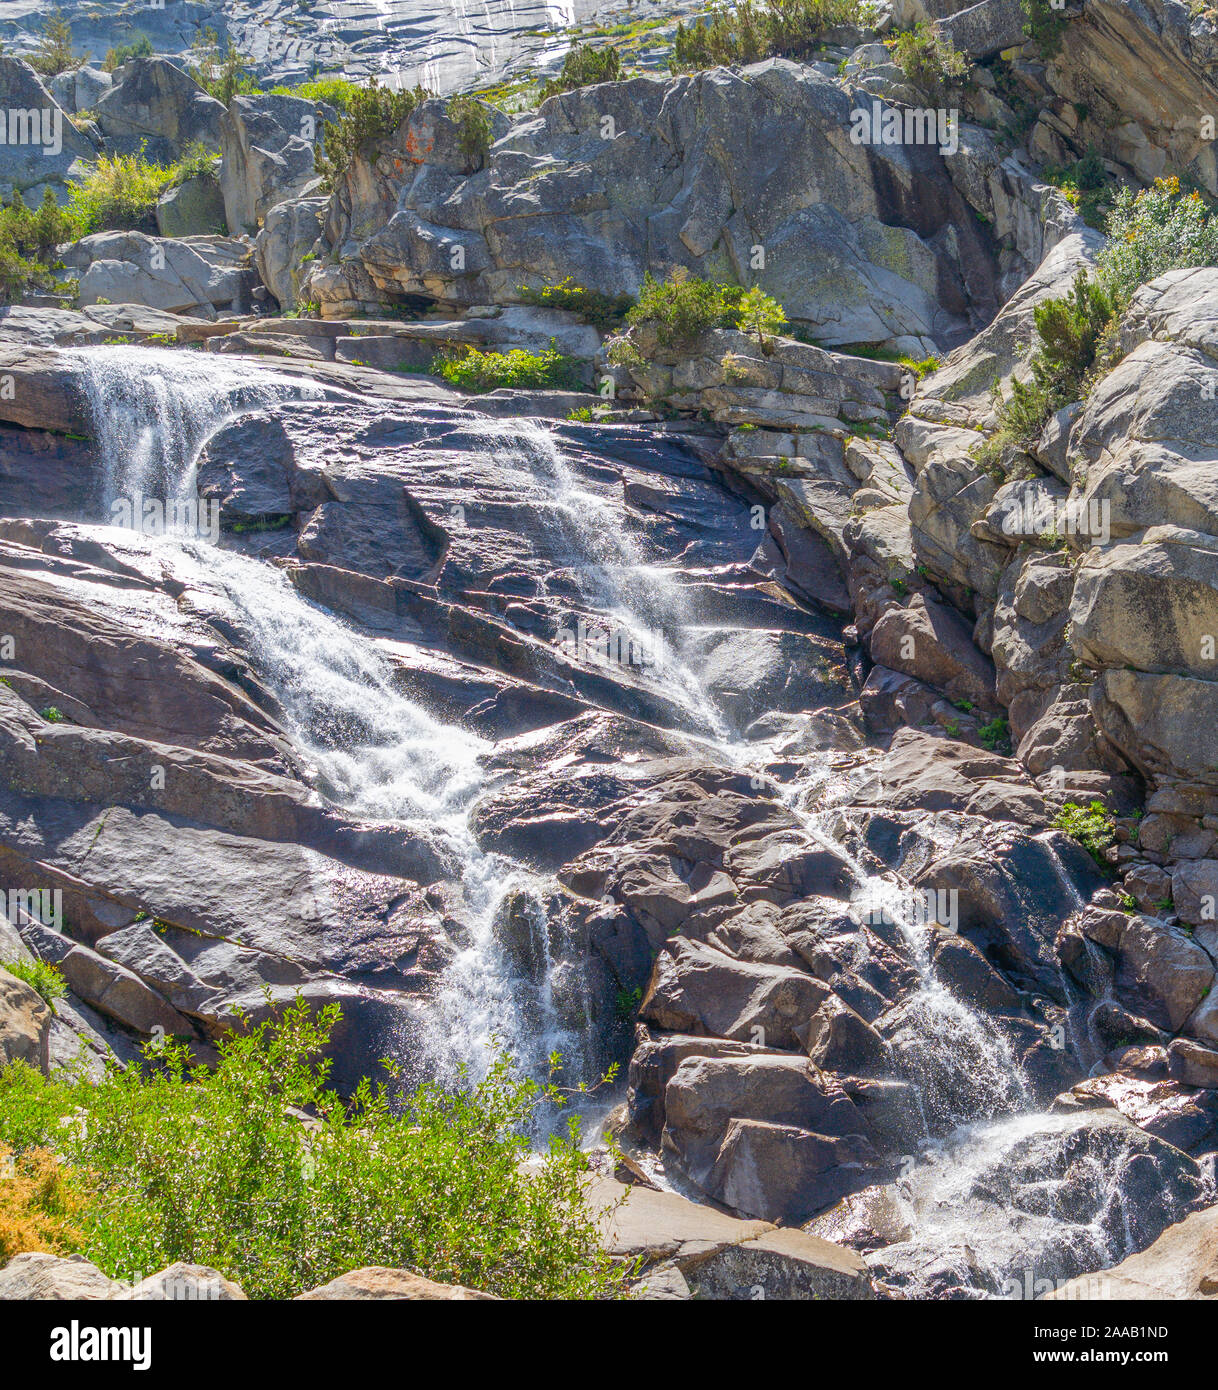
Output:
top-left (188, 28), bottom-right (260, 105)
top-left (1043, 146), bottom-right (1113, 229)
top-left (314, 81), bottom-right (430, 192)
top-left (1097, 175), bottom-right (1218, 308)
top-left (977, 714), bottom-right (1011, 754)
top-left (626, 269), bottom-right (743, 346)
top-left (1021, 0), bottom-right (1070, 56)
top-left (0, 189), bottom-right (79, 304)
top-left (622, 269), bottom-right (787, 350)
top-left (518, 276), bottom-right (635, 330)
top-left (269, 76), bottom-right (363, 109)
top-left (431, 343), bottom-right (582, 392)
top-left (168, 140), bottom-right (219, 187)
top-left (446, 94), bottom-right (493, 173)
top-left (539, 42), bottom-right (622, 99)
top-left (101, 33), bottom-right (152, 72)
top-left (670, 0), bottom-right (861, 72)
top-left (885, 23), bottom-right (969, 98)
top-left (1052, 799), bottom-right (1116, 868)
top-left (67, 147), bottom-right (176, 233)
top-left (29, 7), bottom-right (86, 77)
top-left (737, 283), bottom-right (788, 345)
top-left (0, 998), bottom-right (629, 1299)
top-left (984, 269), bottom-right (1114, 457)
top-left (1, 958), bottom-right (67, 1008)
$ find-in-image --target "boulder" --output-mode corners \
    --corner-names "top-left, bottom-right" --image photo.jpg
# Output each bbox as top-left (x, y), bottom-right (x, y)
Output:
top-left (296, 1268), bottom-right (496, 1299)
top-left (220, 94), bottom-right (334, 235)
top-left (0, 968), bottom-right (50, 1072)
top-left (62, 232), bottom-right (254, 319)
top-left (118, 1263), bottom-right (247, 1301)
top-left (0, 1252), bottom-right (122, 1300)
top-left (254, 196), bottom-right (326, 311)
top-left (1046, 1206), bottom-right (1218, 1300)
top-left (587, 1174), bottom-right (876, 1299)
top-left (0, 57), bottom-right (95, 202)
top-left (93, 58), bottom-right (224, 161)
top-left (156, 171), bottom-right (226, 238)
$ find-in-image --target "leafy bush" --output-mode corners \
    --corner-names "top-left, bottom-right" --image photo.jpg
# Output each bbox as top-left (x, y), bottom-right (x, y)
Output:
top-left (985, 269), bottom-right (1114, 457)
top-left (169, 140), bottom-right (220, 187)
top-left (1052, 799), bottom-right (1116, 868)
top-left (314, 81), bottom-right (430, 192)
top-left (737, 283), bottom-right (788, 344)
top-left (0, 999), bottom-right (629, 1299)
top-left (0, 189), bottom-right (79, 304)
top-left (1043, 146), bottom-right (1112, 229)
top-left (269, 76), bottom-right (363, 109)
top-left (188, 28), bottom-right (260, 105)
top-left (625, 269), bottom-right (744, 346)
top-left (670, 0), bottom-right (861, 72)
top-left (446, 94), bottom-right (493, 173)
top-left (1, 958), bottom-right (67, 1007)
top-left (29, 7), bottom-right (86, 76)
top-left (518, 276), bottom-right (635, 330)
top-left (886, 24), bottom-right (969, 98)
top-left (0, 1146), bottom-right (85, 1264)
top-left (622, 269), bottom-right (787, 350)
top-left (1021, 0), bottom-right (1070, 56)
top-left (977, 715), bottom-right (1011, 754)
top-left (1097, 176), bottom-right (1218, 308)
top-left (67, 147), bottom-right (175, 233)
top-left (101, 33), bottom-right (152, 72)
top-left (431, 343), bottom-right (582, 392)
top-left (538, 42), bottom-right (622, 99)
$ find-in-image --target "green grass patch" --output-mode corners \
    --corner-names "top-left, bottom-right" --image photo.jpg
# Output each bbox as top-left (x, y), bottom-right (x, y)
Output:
top-left (1, 958), bottom-right (67, 1008)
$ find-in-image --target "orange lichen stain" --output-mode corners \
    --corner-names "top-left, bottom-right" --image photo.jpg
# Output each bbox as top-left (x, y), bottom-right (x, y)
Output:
top-left (403, 128), bottom-right (435, 164)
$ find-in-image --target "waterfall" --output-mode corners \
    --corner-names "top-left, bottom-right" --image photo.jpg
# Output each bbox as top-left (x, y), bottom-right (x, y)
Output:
top-left (58, 344), bottom-right (1171, 1296)
top-left (70, 345), bottom-right (581, 1095)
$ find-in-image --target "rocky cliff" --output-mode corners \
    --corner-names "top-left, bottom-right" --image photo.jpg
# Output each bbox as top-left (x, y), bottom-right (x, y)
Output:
top-left (3, 0), bottom-right (1218, 1303)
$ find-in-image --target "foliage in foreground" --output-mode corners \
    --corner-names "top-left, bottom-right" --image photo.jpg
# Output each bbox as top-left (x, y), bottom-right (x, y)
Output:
top-left (1052, 799), bottom-right (1116, 868)
top-left (1, 958), bottom-right (67, 1007)
top-left (0, 189), bottom-right (78, 304)
top-left (670, 0), bottom-right (861, 72)
top-left (430, 342), bottom-right (583, 391)
top-left (0, 999), bottom-right (629, 1299)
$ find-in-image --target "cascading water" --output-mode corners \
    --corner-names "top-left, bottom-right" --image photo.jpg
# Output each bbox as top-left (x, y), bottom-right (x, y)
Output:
top-left (72, 345), bottom-right (582, 1093)
top-left (60, 344), bottom-right (1185, 1296)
